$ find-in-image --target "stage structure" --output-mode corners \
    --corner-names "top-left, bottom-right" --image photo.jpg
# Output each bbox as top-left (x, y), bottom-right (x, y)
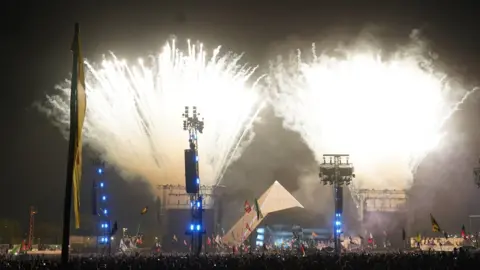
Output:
top-left (319, 154), bottom-right (355, 254)
top-left (182, 106), bottom-right (205, 256)
top-left (473, 158), bottom-right (480, 188)
top-left (351, 188), bottom-right (409, 247)
top-left (156, 184), bottom-right (225, 242)
top-left (352, 189), bottom-right (408, 221)
top-left (222, 181), bottom-right (304, 246)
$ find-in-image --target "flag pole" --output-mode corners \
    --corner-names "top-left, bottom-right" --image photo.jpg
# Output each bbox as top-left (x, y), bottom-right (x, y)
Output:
top-left (61, 23), bottom-right (80, 266)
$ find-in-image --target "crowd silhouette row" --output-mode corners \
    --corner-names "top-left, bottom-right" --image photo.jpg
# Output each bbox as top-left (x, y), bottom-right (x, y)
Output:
top-left (1, 248), bottom-right (480, 270)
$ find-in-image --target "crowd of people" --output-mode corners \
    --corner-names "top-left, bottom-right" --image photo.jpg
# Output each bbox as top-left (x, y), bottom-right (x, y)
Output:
top-left (0, 248), bottom-right (480, 269)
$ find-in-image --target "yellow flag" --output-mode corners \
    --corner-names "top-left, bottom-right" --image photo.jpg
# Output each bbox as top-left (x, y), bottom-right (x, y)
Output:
top-left (72, 24), bottom-right (87, 229)
top-left (430, 213), bottom-right (441, 233)
top-left (415, 233), bottom-right (421, 243)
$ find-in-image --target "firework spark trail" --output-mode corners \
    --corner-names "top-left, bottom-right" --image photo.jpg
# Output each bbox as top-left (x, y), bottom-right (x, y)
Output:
top-left (44, 40), bottom-right (263, 187)
top-left (270, 34), bottom-right (475, 190)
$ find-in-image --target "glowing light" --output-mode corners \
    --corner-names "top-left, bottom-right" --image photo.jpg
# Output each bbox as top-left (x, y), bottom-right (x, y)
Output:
top-left (102, 195), bottom-right (106, 201)
top-left (190, 224), bottom-right (194, 231)
top-left (270, 32), bottom-right (476, 190)
top-left (196, 224), bottom-right (201, 231)
top-left (97, 168), bottom-right (103, 174)
top-left (44, 40), bottom-right (264, 186)
top-left (100, 182), bottom-right (104, 188)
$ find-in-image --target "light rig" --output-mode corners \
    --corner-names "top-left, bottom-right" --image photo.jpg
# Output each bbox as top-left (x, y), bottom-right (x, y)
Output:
top-left (94, 161), bottom-right (111, 251)
top-left (319, 154), bottom-right (355, 254)
top-left (182, 106), bottom-right (205, 256)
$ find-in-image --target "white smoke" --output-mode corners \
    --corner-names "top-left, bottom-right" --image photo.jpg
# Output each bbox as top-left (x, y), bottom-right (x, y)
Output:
top-left (42, 40), bottom-right (265, 189)
top-left (269, 30), bottom-right (474, 191)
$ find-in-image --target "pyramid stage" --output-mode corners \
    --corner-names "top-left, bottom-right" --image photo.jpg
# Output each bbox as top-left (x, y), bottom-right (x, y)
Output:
top-left (222, 181), bottom-right (304, 246)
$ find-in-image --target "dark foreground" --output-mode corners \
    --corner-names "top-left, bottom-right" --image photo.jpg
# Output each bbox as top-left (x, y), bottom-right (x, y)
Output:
top-left (1, 251), bottom-right (480, 269)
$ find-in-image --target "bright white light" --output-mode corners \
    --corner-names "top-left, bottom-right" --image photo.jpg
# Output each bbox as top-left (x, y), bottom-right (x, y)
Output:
top-left (44, 40), bottom-right (264, 187)
top-left (271, 33), bottom-right (475, 190)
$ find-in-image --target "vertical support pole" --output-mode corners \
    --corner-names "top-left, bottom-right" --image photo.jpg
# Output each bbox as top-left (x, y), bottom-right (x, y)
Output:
top-left (334, 184), bottom-right (343, 254)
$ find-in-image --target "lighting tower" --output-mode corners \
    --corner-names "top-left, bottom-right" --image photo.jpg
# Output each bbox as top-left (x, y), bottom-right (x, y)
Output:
top-left (474, 158), bottom-right (480, 188)
top-left (319, 154), bottom-right (355, 254)
top-left (27, 206), bottom-right (37, 250)
top-left (96, 162), bottom-right (111, 248)
top-left (182, 106), bottom-right (205, 256)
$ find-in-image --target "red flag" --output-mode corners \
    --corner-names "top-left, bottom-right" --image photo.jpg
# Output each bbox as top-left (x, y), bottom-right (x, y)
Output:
top-left (246, 223), bottom-right (252, 231)
top-left (244, 200), bottom-right (252, 213)
top-left (461, 225), bottom-right (466, 238)
top-left (207, 237), bottom-right (212, 245)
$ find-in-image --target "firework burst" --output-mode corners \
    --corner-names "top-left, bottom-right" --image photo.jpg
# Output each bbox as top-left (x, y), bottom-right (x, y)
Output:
top-left (44, 40), bottom-right (264, 187)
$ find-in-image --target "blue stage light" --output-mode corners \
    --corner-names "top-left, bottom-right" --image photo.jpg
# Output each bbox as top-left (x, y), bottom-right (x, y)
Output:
top-left (335, 221), bottom-right (341, 226)
top-left (104, 209), bottom-right (108, 215)
top-left (100, 182), bottom-right (104, 188)
top-left (97, 168), bottom-right (103, 174)
top-left (336, 229), bottom-right (341, 234)
top-left (195, 156), bottom-right (199, 162)
top-left (104, 223), bottom-right (108, 228)
top-left (190, 224), bottom-right (194, 231)
top-left (197, 201), bottom-right (201, 208)
top-left (196, 224), bottom-right (201, 231)
top-left (102, 195), bottom-right (106, 201)
top-left (335, 213), bottom-right (341, 217)
top-left (196, 178), bottom-right (200, 184)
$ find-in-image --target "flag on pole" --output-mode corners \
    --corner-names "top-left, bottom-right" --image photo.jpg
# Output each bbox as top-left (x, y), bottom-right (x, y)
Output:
top-left (244, 200), bottom-right (252, 213)
top-left (110, 221), bottom-right (118, 237)
top-left (140, 206), bottom-right (148, 215)
top-left (207, 237), bottom-right (212, 245)
top-left (461, 225), bottom-right (466, 238)
top-left (430, 214), bottom-right (441, 232)
top-left (311, 232), bottom-right (318, 238)
top-left (172, 235), bottom-right (178, 242)
top-left (71, 23), bottom-right (87, 229)
top-left (254, 198), bottom-right (263, 220)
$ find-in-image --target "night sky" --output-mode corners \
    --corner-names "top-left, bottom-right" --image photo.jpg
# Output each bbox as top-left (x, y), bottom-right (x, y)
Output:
top-left (2, 1), bottom-right (480, 237)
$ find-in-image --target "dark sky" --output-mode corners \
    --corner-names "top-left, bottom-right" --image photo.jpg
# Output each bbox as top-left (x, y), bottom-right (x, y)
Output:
top-left (1, 0), bottom-right (480, 237)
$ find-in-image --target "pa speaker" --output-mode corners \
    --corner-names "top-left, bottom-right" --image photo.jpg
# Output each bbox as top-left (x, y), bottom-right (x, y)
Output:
top-left (185, 149), bottom-right (199, 193)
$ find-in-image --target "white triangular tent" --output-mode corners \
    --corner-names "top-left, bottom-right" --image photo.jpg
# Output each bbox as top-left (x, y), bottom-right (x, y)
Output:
top-left (222, 180), bottom-right (304, 246)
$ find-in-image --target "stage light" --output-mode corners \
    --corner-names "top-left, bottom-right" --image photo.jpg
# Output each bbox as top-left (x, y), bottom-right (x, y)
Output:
top-left (257, 234), bottom-right (264, 241)
top-left (102, 196), bottom-right (106, 201)
top-left (197, 201), bottom-right (201, 208)
top-left (335, 221), bottom-right (341, 226)
top-left (104, 209), bottom-right (108, 215)
top-left (196, 178), bottom-right (200, 184)
top-left (97, 168), bottom-right (103, 174)
top-left (196, 225), bottom-right (201, 231)
top-left (196, 156), bottom-right (199, 162)
top-left (336, 229), bottom-right (341, 234)
top-left (190, 224), bottom-right (194, 231)
top-left (100, 182), bottom-right (104, 188)
top-left (257, 228), bottom-right (265, 234)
